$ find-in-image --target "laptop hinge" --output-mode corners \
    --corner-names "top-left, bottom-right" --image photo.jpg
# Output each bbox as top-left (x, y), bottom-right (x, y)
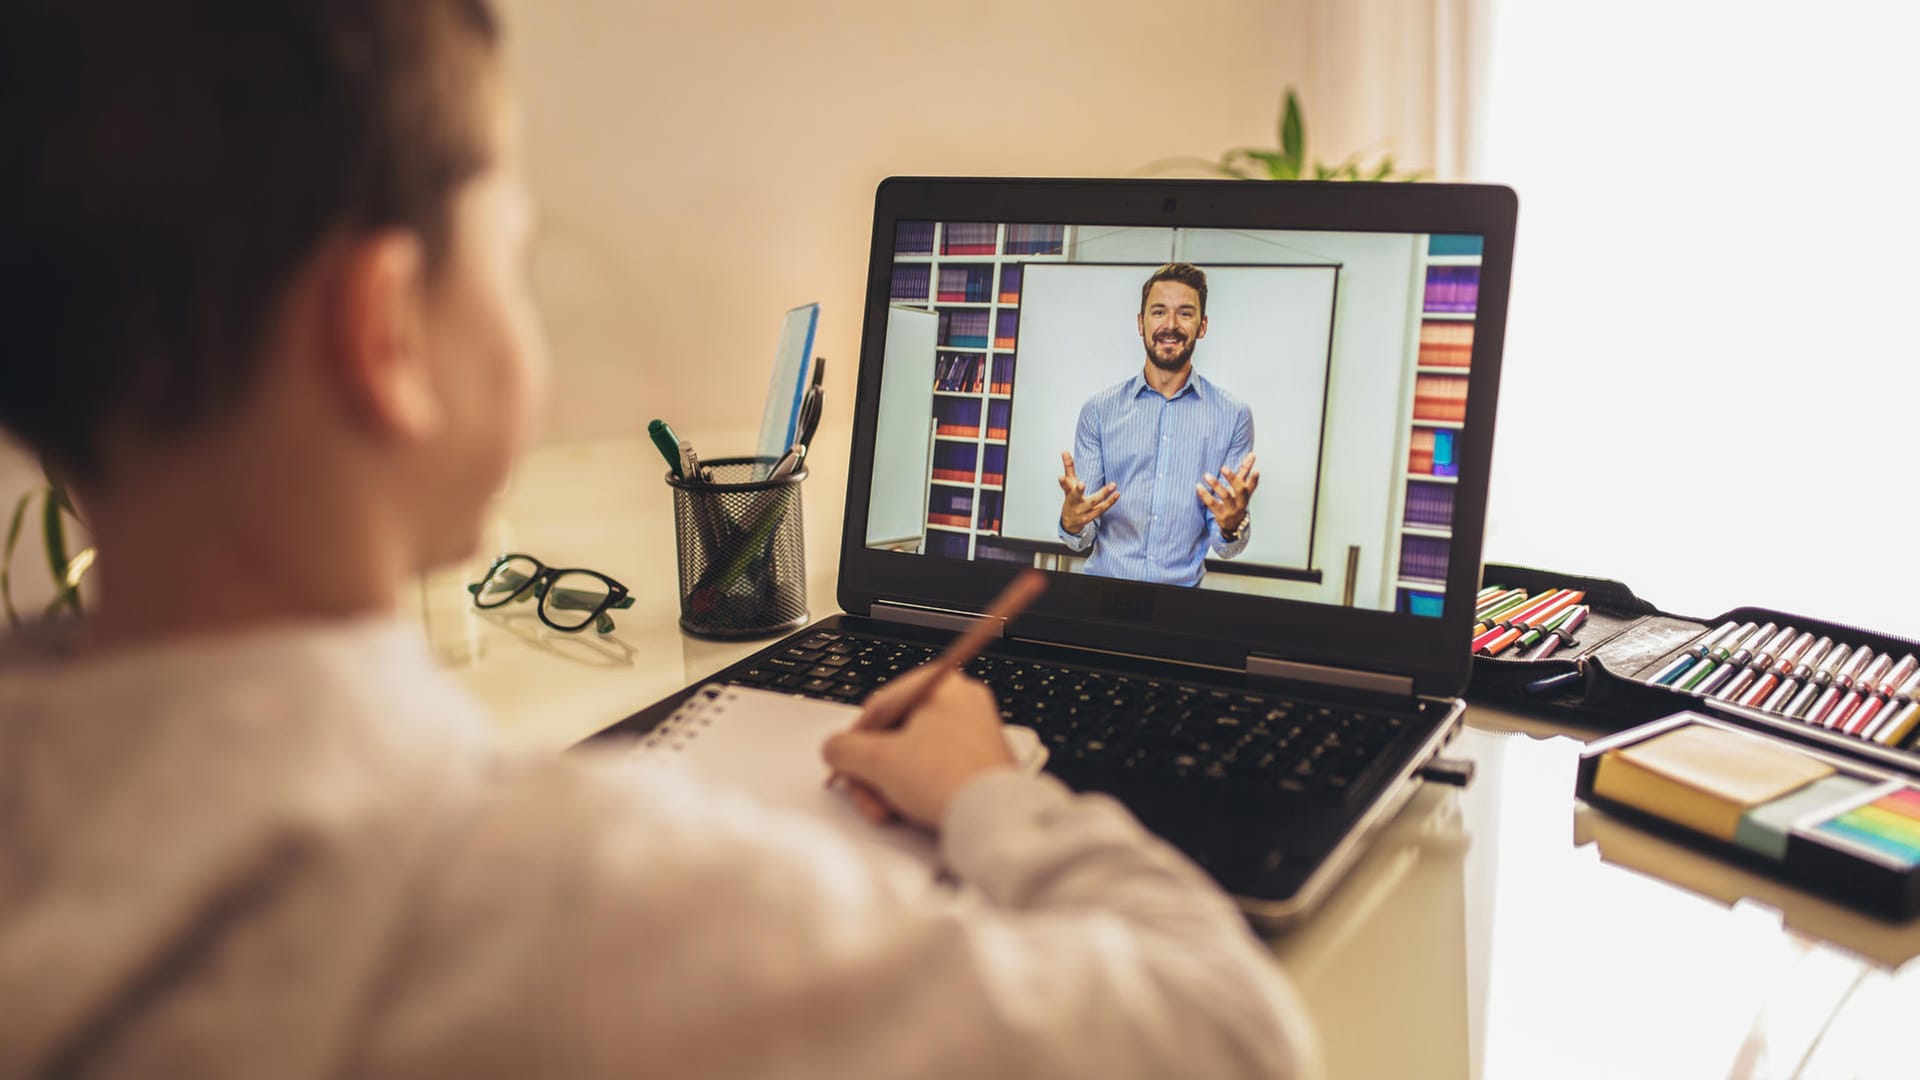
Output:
top-left (1246, 654), bottom-right (1415, 698)
top-left (871, 600), bottom-right (1003, 638)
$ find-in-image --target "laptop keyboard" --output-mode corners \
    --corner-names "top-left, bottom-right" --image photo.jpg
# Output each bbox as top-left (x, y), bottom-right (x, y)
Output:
top-left (728, 628), bottom-right (1413, 802)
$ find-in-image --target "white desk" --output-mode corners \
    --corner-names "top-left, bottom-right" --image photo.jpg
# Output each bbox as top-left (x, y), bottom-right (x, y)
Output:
top-left (425, 432), bottom-right (1920, 1079)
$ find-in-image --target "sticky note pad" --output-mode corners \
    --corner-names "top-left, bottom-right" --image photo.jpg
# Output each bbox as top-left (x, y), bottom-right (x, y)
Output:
top-left (1594, 724), bottom-right (1835, 841)
top-left (1812, 792), bottom-right (1920, 867)
top-left (1735, 774), bottom-right (1873, 861)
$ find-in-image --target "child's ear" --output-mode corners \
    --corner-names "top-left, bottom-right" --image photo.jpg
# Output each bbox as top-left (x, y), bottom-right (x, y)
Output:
top-left (330, 231), bottom-right (439, 440)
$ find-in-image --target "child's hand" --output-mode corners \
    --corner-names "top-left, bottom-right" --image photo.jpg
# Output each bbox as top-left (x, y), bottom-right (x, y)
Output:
top-left (823, 667), bottom-right (1014, 829)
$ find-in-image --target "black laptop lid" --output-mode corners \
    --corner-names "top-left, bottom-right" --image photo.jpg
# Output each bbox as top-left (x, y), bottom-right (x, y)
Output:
top-left (839, 178), bottom-right (1516, 699)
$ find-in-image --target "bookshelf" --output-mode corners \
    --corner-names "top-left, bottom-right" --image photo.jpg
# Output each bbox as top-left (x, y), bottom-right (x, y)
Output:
top-left (891, 221), bottom-right (1073, 562)
top-left (1395, 235), bottom-right (1482, 616)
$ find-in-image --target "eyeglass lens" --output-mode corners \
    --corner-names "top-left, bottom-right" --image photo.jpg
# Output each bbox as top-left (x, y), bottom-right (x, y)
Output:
top-left (476, 555), bottom-right (541, 608)
top-left (540, 571), bottom-right (613, 631)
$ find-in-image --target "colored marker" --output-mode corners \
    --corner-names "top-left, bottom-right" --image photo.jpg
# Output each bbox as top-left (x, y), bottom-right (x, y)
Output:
top-left (1487, 590), bottom-right (1584, 654)
top-left (1843, 657), bottom-right (1920, 737)
top-left (1697, 621), bottom-right (1777, 698)
top-left (1480, 588), bottom-right (1534, 619)
top-left (1473, 589), bottom-right (1521, 623)
top-left (1472, 589), bottom-right (1578, 653)
top-left (1809, 645), bottom-right (1874, 727)
top-left (1772, 637), bottom-right (1834, 718)
top-left (1527, 605), bottom-right (1589, 660)
top-left (1472, 590), bottom-right (1535, 635)
top-left (1738, 629), bottom-right (1810, 707)
top-left (1858, 660), bottom-right (1920, 741)
top-left (1785, 639), bottom-right (1848, 719)
top-left (1873, 672), bottom-right (1920, 746)
top-left (1749, 626), bottom-right (1798, 671)
top-left (1514, 603), bottom-right (1581, 654)
top-left (1647, 621), bottom-right (1740, 686)
top-left (1694, 662), bottom-right (1740, 698)
top-left (1878, 655), bottom-right (1919, 697)
top-left (1837, 653), bottom-right (1896, 734)
top-left (1680, 622), bottom-right (1761, 692)
top-left (1760, 677), bottom-right (1800, 713)
top-left (1713, 666), bottom-right (1759, 702)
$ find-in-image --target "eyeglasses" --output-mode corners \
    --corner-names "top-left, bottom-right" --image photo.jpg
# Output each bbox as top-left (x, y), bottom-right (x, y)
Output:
top-left (467, 553), bottom-right (634, 634)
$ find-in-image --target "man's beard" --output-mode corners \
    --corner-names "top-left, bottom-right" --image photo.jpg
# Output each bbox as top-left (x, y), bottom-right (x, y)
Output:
top-left (1143, 333), bottom-right (1195, 372)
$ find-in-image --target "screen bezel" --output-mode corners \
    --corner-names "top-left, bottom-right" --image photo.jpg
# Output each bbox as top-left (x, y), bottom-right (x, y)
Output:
top-left (838, 177), bottom-right (1517, 698)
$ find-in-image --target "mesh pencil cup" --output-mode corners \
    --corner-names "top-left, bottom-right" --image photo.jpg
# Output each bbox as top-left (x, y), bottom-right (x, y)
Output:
top-left (667, 456), bottom-right (809, 639)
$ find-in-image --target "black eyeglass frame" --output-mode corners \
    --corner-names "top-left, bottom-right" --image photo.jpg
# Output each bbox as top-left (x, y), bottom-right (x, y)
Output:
top-left (466, 552), bottom-right (635, 634)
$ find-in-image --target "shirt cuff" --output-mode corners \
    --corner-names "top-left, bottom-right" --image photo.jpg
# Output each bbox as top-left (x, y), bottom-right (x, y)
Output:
top-left (1212, 517), bottom-right (1251, 559)
top-left (940, 769), bottom-right (1083, 898)
top-left (1058, 519), bottom-right (1094, 551)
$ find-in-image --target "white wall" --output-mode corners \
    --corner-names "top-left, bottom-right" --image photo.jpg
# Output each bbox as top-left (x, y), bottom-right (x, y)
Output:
top-left (497, 0), bottom-right (1314, 445)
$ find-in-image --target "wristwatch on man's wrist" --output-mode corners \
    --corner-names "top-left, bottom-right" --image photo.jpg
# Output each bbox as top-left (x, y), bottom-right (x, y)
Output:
top-left (1220, 515), bottom-right (1249, 543)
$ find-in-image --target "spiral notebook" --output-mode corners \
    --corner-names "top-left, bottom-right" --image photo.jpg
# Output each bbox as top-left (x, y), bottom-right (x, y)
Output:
top-left (630, 684), bottom-right (1045, 888)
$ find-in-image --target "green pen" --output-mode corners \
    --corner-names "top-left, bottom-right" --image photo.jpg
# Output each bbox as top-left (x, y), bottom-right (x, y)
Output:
top-left (648, 419), bottom-right (684, 479)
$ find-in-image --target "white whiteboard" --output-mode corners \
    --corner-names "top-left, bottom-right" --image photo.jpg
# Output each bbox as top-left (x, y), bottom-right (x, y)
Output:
top-left (864, 306), bottom-right (938, 548)
top-left (1001, 263), bottom-right (1338, 572)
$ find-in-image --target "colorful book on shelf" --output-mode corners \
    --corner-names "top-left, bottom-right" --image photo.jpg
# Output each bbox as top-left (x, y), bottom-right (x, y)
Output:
top-left (890, 264), bottom-right (930, 303)
top-left (931, 468), bottom-right (976, 483)
top-left (1417, 322), bottom-right (1473, 367)
top-left (1413, 372), bottom-right (1470, 422)
top-left (894, 221), bottom-right (935, 255)
top-left (1004, 224), bottom-right (1063, 256)
top-left (935, 423), bottom-right (978, 437)
top-left (980, 472), bottom-right (1005, 486)
top-left (1403, 480), bottom-right (1455, 527)
top-left (1397, 534), bottom-right (1450, 581)
top-left (1423, 266), bottom-right (1480, 314)
top-left (1408, 428), bottom-right (1435, 474)
top-left (942, 222), bottom-right (996, 255)
top-left (927, 513), bottom-right (972, 528)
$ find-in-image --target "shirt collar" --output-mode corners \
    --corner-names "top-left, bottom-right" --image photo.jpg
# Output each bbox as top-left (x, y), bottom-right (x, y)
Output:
top-left (1130, 369), bottom-right (1206, 402)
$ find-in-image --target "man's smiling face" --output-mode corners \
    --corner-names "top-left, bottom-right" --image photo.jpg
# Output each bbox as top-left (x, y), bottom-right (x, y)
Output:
top-left (1138, 279), bottom-right (1207, 372)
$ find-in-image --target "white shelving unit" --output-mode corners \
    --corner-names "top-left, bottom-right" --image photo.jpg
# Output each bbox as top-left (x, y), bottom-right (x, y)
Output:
top-left (890, 222), bottom-right (1073, 560)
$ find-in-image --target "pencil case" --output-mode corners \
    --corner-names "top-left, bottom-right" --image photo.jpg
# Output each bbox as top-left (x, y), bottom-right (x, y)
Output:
top-left (1470, 562), bottom-right (1920, 779)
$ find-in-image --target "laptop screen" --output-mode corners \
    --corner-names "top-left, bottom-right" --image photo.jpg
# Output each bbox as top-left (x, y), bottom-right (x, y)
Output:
top-left (862, 221), bottom-right (1482, 620)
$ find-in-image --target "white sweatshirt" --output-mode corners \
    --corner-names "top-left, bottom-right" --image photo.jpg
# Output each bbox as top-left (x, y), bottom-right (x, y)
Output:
top-left (0, 617), bottom-right (1318, 1078)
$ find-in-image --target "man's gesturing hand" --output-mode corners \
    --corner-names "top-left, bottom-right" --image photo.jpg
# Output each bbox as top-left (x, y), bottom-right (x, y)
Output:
top-left (1058, 451), bottom-right (1118, 534)
top-left (1197, 452), bottom-right (1259, 536)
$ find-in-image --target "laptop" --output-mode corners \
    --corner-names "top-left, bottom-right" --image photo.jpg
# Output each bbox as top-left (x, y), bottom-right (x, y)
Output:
top-left (595, 177), bottom-right (1517, 928)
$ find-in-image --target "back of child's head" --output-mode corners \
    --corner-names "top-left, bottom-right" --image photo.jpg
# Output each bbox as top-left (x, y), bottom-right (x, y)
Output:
top-left (0, 0), bottom-right (502, 489)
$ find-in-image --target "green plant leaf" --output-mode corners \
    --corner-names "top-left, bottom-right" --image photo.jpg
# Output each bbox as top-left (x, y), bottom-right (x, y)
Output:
top-left (1281, 89), bottom-right (1305, 174)
top-left (1218, 149), bottom-right (1276, 179)
top-left (1369, 158), bottom-right (1397, 181)
top-left (42, 487), bottom-right (79, 616)
top-left (2, 489), bottom-right (33, 627)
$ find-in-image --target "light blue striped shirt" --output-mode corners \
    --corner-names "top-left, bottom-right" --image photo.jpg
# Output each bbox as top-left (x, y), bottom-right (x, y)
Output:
top-left (1058, 371), bottom-right (1254, 586)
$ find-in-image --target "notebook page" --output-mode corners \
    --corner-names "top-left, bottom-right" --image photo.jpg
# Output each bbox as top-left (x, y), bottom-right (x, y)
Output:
top-left (631, 685), bottom-right (941, 880)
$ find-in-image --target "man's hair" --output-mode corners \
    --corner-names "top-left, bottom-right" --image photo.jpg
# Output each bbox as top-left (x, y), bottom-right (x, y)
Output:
top-left (1139, 263), bottom-right (1208, 317)
top-left (0, 0), bottom-right (501, 485)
